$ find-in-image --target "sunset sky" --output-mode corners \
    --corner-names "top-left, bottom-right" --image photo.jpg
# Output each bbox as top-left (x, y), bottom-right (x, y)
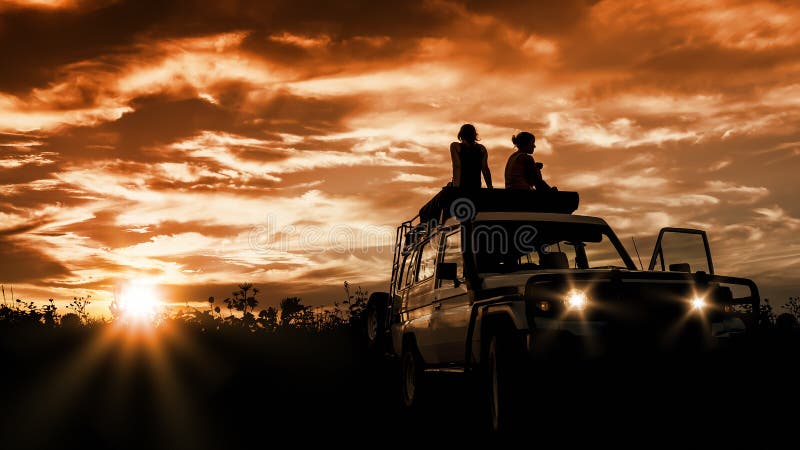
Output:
top-left (1, 0), bottom-right (798, 313)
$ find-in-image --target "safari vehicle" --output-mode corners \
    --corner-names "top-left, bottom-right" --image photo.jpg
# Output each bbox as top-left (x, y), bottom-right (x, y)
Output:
top-left (363, 187), bottom-right (761, 431)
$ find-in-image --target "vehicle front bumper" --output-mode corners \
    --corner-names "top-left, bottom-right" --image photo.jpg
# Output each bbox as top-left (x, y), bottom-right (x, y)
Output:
top-left (526, 317), bottom-right (746, 358)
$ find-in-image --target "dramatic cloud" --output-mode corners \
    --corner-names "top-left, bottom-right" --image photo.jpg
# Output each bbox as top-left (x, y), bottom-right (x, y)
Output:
top-left (1, 0), bottom-right (798, 310)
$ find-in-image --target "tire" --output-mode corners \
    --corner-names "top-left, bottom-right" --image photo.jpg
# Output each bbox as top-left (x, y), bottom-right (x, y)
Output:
top-left (483, 328), bottom-right (523, 433)
top-left (486, 335), bottom-right (503, 432)
top-left (400, 338), bottom-right (426, 410)
top-left (363, 294), bottom-right (389, 355)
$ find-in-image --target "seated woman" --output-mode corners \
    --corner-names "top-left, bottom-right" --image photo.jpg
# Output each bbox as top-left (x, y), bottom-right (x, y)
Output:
top-left (504, 131), bottom-right (555, 191)
top-left (450, 124), bottom-right (493, 189)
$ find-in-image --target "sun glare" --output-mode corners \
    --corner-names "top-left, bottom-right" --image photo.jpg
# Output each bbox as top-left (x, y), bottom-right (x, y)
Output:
top-left (117, 281), bottom-right (161, 323)
top-left (690, 296), bottom-right (707, 311)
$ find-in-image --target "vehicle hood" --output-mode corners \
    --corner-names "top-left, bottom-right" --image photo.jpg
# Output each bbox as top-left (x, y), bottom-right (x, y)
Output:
top-left (481, 269), bottom-right (626, 291)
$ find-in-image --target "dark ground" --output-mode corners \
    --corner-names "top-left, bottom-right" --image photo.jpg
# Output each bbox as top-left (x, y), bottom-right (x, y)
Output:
top-left (1, 325), bottom-right (798, 449)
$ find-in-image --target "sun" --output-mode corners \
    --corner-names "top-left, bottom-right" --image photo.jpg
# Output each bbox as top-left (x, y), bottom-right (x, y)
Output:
top-left (116, 280), bottom-right (161, 323)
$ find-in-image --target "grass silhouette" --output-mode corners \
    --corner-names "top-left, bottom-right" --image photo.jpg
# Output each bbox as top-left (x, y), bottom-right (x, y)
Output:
top-left (0, 281), bottom-right (369, 332)
top-left (0, 284), bottom-right (797, 448)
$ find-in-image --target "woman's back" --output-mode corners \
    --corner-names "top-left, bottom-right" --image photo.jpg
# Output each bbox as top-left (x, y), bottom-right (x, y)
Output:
top-left (504, 151), bottom-right (534, 190)
top-left (453, 142), bottom-right (484, 189)
top-left (450, 123), bottom-right (492, 190)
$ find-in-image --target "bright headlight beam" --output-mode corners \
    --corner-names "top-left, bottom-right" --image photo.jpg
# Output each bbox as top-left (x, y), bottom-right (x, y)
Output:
top-left (566, 290), bottom-right (587, 310)
top-left (690, 296), bottom-right (706, 310)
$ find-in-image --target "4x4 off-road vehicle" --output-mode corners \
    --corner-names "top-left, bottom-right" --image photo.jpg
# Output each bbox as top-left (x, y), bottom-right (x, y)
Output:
top-left (363, 187), bottom-right (760, 431)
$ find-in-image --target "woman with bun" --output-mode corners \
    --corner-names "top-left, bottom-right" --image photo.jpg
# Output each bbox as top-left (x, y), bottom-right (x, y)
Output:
top-left (450, 123), bottom-right (493, 189)
top-left (504, 131), bottom-right (554, 191)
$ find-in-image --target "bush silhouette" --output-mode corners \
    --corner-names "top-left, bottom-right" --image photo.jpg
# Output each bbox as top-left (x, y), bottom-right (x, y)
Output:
top-left (279, 297), bottom-right (305, 327)
top-left (67, 295), bottom-right (92, 324)
top-left (60, 313), bottom-right (83, 328)
top-left (782, 296), bottom-right (800, 320)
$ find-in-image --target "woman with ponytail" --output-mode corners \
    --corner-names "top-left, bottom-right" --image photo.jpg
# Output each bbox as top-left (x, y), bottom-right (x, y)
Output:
top-left (504, 131), bottom-right (554, 191)
top-left (450, 124), bottom-right (493, 190)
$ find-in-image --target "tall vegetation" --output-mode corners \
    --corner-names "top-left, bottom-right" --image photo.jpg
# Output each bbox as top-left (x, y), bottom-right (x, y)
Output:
top-left (0, 281), bottom-right (371, 333)
top-left (7, 284), bottom-right (792, 334)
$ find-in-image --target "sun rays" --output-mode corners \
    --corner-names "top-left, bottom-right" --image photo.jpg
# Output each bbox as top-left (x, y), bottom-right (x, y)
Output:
top-left (6, 291), bottom-right (224, 448)
top-left (114, 280), bottom-right (161, 325)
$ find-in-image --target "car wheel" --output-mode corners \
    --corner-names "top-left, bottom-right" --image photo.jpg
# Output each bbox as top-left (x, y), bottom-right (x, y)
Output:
top-left (483, 330), bottom-right (523, 433)
top-left (363, 295), bottom-right (388, 355)
top-left (365, 303), bottom-right (380, 345)
top-left (401, 339), bottom-right (425, 409)
top-left (487, 335), bottom-right (501, 432)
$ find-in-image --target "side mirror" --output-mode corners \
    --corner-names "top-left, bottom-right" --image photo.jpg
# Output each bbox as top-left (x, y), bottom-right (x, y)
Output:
top-left (669, 263), bottom-right (691, 273)
top-left (437, 262), bottom-right (458, 281)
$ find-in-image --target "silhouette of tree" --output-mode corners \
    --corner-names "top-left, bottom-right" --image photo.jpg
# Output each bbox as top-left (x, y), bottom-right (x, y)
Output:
top-left (257, 307), bottom-right (278, 331)
top-left (224, 283), bottom-right (260, 323)
top-left (760, 299), bottom-right (776, 328)
top-left (42, 299), bottom-right (58, 327)
top-left (782, 296), bottom-right (800, 319)
top-left (343, 281), bottom-right (368, 324)
top-left (279, 297), bottom-right (305, 327)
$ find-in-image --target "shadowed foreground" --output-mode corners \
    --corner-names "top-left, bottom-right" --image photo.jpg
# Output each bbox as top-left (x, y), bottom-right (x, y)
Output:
top-left (0, 324), bottom-right (798, 448)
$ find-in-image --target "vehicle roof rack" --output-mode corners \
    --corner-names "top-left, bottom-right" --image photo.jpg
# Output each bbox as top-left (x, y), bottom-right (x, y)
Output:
top-left (418, 186), bottom-right (579, 223)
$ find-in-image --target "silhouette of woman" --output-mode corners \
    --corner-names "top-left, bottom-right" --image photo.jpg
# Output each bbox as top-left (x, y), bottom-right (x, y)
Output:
top-left (450, 124), bottom-right (493, 189)
top-left (504, 131), bottom-right (554, 191)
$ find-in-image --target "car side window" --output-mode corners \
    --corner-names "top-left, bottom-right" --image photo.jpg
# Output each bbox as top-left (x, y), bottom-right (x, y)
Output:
top-left (396, 254), bottom-right (410, 290)
top-left (416, 239), bottom-right (437, 282)
top-left (403, 248), bottom-right (419, 287)
top-left (440, 230), bottom-right (464, 288)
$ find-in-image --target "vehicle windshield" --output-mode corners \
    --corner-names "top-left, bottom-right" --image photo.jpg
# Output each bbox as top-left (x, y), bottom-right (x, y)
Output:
top-left (470, 220), bottom-right (632, 273)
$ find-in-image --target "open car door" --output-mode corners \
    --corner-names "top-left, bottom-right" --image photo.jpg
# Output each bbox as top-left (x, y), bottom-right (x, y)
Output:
top-left (648, 227), bottom-right (714, 275)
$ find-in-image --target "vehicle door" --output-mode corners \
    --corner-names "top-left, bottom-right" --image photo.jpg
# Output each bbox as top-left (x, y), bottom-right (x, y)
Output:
top-left (640, 227), bottom-right (718, 340)
top-left (648, 227), bottom-right (714, 274)
top-left (403, 238), bottom-right (440, 364)
top-left (431, 227), bottom-right (471, 364)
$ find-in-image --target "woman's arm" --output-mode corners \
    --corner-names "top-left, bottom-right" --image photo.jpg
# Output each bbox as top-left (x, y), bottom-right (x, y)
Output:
top-left (480, 146), bottom-right (493, 188)
top-left (524, 155), bottom-right (551, 190)
top-left (532, 169), bottom-right (551, 191)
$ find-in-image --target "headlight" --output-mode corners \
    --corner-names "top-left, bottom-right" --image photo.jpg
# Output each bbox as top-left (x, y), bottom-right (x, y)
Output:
top-left (566, 290), bottom-right (588, 310)
top-left (690, 296), bottom-right (706, 310)
top-left (536, 301), bottom-right (552, 312)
